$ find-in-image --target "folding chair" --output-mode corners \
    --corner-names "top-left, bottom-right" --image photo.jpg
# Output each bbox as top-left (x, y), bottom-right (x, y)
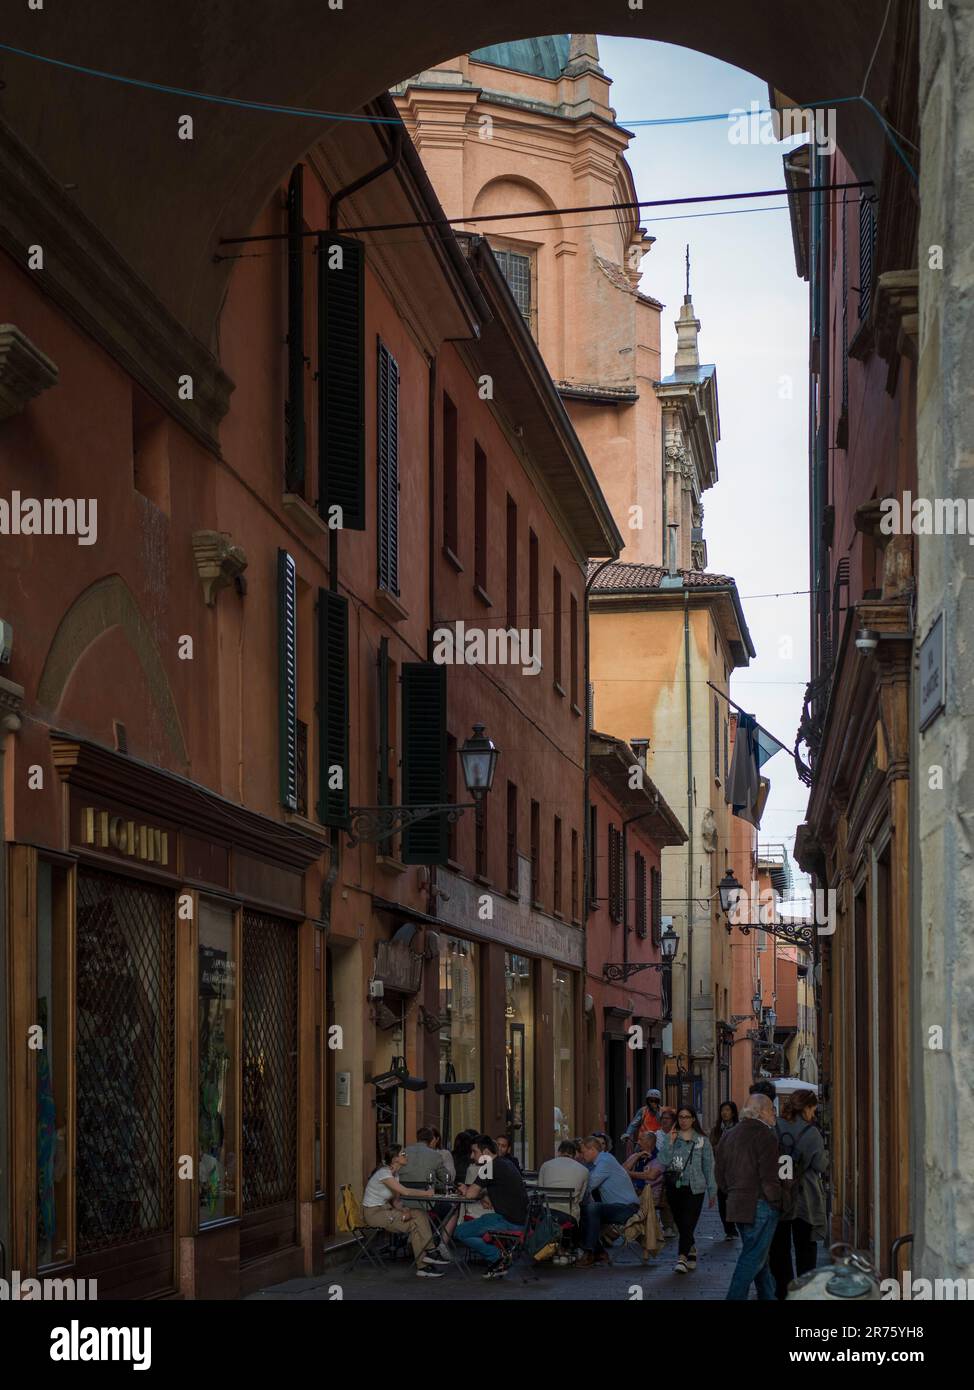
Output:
top-left (349, 1221), bottom-right (390, 1273)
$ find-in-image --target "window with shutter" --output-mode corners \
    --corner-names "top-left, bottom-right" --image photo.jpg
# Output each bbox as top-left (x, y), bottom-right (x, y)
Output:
top-left (401, 662), bottom-right (448, 864)
top-left (635, 852), bottom-right (648, 938)
top-left (474, 443), bottom-right (488, 594)
top-left (651, 866), bottom-right (662, 946)
top-left (278, 550), bottom-right (299, 811)
top-left (506, 494), bottom-right (518, 627)
top-left (443, 393), bottom-right (459, 558)
top-left (319, 234), bottom-right (365, 529)
top-left (608, 823), bottom-right (623, 924)
top-left (377, 339), bottom-right (400, 595)
top-left (570, 594), bottom-right (579, 709)
top-left (530, 800), bottom-right (541, 906)
top-left (507, 781), bottom-right (519, 895)
top-left (553, 815), bottom-right (562, 915)
top-left (858, 196), bottom-right (876, 322)
top-left (571, 827), bottom-right (579, 923)
top-left (553, 569), bottom-right (562, 690)
top-left (377, 637), bottom-right (391, 807)
top-left (285, 167), bottom-right (306, 494)
top-left (588, 803), bottom-right (598, 908)
top-left (317, 587), bottom-right (349, 826)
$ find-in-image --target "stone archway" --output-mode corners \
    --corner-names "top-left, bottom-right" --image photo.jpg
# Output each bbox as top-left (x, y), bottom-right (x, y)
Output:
top-left (0, 1), bottom-right (896, 345)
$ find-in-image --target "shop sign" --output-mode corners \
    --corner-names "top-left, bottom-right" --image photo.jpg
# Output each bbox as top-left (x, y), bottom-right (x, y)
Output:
top-left (82, 806), bottom-right (169, 866)
top-left (919, 612), bottom-right (946, 732)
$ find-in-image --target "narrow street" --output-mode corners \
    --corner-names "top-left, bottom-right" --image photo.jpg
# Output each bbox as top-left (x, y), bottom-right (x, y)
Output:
top-left (250, 1206), bottom-right (764, 1302)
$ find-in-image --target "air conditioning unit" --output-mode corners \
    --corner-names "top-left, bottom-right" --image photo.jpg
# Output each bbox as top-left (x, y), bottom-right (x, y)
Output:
top-left (0, 619), bottom-right (11, 665)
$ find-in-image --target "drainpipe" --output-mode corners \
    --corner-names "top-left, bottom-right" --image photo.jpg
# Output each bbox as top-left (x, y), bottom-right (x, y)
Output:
top-left (320, 126), bottom-right (403, 920)
top-left (0, 685), bottom-right (24, 1278)
top-left (585, 560), bottom-right (616, 991)
top-left (683, 587), bottom-right (693, 1066)
top-left (426, 354), bottom-right (437, 920)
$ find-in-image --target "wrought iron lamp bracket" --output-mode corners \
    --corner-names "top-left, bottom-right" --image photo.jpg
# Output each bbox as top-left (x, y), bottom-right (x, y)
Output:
top-left (602, 960), bottom-right (669, 983)
top-left (346, 801), bottom-right (477, 848)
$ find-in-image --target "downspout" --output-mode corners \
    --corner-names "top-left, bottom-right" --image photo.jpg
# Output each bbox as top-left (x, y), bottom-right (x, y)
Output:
top-left (321, 125), bottom-right (404, 918)
top-left (426, 354), bottom-right (437, 920)
top-left (0, 690), bottom-right (23, 1279)
top-left (684, 587), bottom-right (693, 1065)
top-left (585, 560), bottom-right (616, 995)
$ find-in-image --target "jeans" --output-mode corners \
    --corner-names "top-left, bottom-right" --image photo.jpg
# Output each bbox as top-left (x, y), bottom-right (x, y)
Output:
top-left (769, 1216), bottom-right (817, 1299)
top-left (454, 1212), bottom-right (523, 1265)
top-left (580, 1200), bottom-right (639, 1251)
top-left (726, 1199), bottom-right (780, 1300)
top-left (668, 1185), bottom-right (705, 1257)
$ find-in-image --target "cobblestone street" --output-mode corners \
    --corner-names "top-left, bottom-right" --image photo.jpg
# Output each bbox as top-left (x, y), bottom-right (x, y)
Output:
top-left (249, 1205), bottom-right (766, 1302)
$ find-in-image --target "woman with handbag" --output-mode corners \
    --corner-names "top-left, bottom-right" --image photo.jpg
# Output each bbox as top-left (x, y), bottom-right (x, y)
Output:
top-left (657, 1105), bottom-right (717, 1274)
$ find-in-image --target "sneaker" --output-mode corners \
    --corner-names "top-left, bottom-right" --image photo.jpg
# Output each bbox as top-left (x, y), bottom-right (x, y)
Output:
top-left (482, 1264), bottom-right (508, 1280)
top-left (422, 1253), bottom-right (451, 1265)
top-left (674, 1256), bottom-right (689, 1274)
top-left (687, 1246), bottom-right (698, 1270)
top-left (575, 1251), bottom-right (597, 1268)
top-left (724, 1230), bottom-right (737, 1242)
top-left (416, 1266), bottom-right (445, 1278)
top-left (662, 1227), bottom-right (678, 1240)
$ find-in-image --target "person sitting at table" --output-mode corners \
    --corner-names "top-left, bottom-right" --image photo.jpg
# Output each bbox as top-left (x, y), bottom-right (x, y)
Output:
top-left (575, 1135), bottom-right (639, 1267)
top-left (537, 1140), bottom-right (590, 1222)
top-left (362, 1146), bottom-right (450, 1278)
top-left (430, 1127), bottom-right (456, 1182)
top-left (401, 1126), bottom-right (449, 1187)
top-left (495, 1134), bottom-right (522, 1170)
top-left (455, 1135), bottom-right (529, 1281)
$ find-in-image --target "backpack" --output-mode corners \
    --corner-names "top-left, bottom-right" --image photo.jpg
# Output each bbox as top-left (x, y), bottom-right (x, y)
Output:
top-left (777, 1122), bottom-right (812, 1220)
top-left (525, 1207), bottom-right (562, 1262)
top-left (337, 1182), bottom-right (365, 1233)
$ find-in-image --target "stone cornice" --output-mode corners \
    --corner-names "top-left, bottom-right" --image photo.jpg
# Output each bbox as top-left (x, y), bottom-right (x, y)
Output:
top-left (0, 674), bottom-right (25, 732)
top-left (0, 120), bottom-right (233, 454)
top-left (0, 323), bottom-right (59, 419)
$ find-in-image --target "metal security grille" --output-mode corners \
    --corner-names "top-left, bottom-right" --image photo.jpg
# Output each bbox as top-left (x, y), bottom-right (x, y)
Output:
top-left (75, 869), bottom-right (175, 1254)
top-left (242, 910), bottom-right (298, 1212)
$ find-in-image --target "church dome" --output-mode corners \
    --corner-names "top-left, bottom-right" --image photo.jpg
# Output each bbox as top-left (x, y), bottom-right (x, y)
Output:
top-left (470, 35), bottom-right (571, 80)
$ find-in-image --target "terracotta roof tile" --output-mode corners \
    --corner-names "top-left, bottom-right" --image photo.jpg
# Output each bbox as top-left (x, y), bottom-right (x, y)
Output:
top-left (588, 560), bottom-right (736, 592)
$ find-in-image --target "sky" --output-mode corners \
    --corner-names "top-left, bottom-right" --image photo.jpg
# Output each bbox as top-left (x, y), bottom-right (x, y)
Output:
top-left (598, 37), bottom-right (812, 905)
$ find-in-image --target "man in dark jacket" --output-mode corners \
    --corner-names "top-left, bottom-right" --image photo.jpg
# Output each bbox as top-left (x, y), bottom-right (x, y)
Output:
top-left (715, 1094), bottom-right (782, 1300)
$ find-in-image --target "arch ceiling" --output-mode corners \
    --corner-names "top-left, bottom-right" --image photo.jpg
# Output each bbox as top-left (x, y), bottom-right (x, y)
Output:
top-left (0, 1), bottom-right (895, 346)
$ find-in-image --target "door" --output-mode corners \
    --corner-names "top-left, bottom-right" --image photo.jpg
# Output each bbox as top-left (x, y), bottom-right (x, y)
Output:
top-left (606, 1036), bottom-right (628, 1159)
top-left (240, 909), bottom-right (298, 1265)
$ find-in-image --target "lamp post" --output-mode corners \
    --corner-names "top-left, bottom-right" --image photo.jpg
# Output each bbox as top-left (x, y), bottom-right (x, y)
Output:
top-left (347, 722), bottom-right (499, 847)
top-left (717, 866), bottom-right (815, 948)
top-left (602, 923), bottom-right (680, 983)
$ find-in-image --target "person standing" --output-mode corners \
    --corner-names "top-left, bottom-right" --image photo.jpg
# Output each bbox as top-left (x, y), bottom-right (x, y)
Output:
top-left (622, 1088), bottom-right (664, 1146)
top-left (710, 1101), bottom-right (740, 1239)
top-left (656, 1105), bottom-right (717, 1273)
top-left (715, 1093), bottom-right (783, 1300)
top-left (768, 1089), bottom-right (828, 1298)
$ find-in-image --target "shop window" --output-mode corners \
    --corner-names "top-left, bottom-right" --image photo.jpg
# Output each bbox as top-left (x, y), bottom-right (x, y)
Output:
top-left (242, 910), bottom-right (298, 1223)
top-left (504, 953), bottom-right (535, 1170)
top-left (199, 898), bottom-right (238, 1225)
top-left (75, 869), bottom-right (175, 1258)
top-left (438, 936), bottom-right (481, 1141)
top-left (36, 860), bottom-right (70, 1267)
top-left (552, 968), bottom-right (575, 1144)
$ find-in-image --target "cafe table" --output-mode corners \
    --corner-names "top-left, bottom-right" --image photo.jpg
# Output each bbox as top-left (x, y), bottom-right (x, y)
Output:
top-left (398, 1192), bottom-right (481, 1277)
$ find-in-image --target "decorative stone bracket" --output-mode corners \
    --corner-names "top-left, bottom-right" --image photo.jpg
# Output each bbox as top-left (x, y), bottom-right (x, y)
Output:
top-left (0, 323), bottom-right (58, 420)
top-left (191, 530), bottom-right (248, 606)
top-left (0, 674), bottom-right (25, 733)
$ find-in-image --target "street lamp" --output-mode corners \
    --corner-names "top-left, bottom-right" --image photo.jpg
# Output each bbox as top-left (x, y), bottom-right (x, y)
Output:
top-left (718, 868), bottom-right (743, 918)
top-left (347, 722), bottom-right (499, 847)
top-left (765, 1007), bottom-right (777, 1032)
top-left (660, 923), bottom-right (679, 962)
top-left (458, 723), bottom-right (499, 821)
top-left (752, 990), bottom-right (763, 1019)
top-left (602, 922), bottom-right (680, 982)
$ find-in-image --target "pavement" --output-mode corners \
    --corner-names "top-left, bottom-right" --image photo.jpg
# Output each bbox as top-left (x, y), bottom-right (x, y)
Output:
top-left (248, 1203), bottom-right (760, 1302)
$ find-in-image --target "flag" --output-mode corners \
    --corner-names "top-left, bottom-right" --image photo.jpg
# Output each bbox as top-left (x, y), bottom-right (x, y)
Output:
top-left (726, 711), bottom-right (787, 828)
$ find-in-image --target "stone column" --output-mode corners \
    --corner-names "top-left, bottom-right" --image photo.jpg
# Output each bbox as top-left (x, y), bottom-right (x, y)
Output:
top-left (916, 0), bottom-right (974, 1281)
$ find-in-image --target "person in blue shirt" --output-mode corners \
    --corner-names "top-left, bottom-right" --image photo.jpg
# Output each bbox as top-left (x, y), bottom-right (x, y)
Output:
top-left (575, 1135), bottom-right (639, 1266)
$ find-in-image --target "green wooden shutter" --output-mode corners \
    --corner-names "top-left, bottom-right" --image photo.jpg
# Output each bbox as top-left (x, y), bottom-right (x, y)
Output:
top-left (377, 637), bottom-right (390, 807)
top-left (318, 588), bottom-right (349, 827)
top-left (377, 339), bottom-right (400, 594)
top-left (401, 662), bottom-right (448, 864)
top-left (278, 549), bottom-right (298, 810)
top-left (285, 166), bottom-right (306, 492)
top-left (319, 233), bottom-right (365, 529)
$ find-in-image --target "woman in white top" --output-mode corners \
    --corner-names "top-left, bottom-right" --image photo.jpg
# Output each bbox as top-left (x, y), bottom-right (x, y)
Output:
top-left (362, 1145), bottom-right (448, 1277)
